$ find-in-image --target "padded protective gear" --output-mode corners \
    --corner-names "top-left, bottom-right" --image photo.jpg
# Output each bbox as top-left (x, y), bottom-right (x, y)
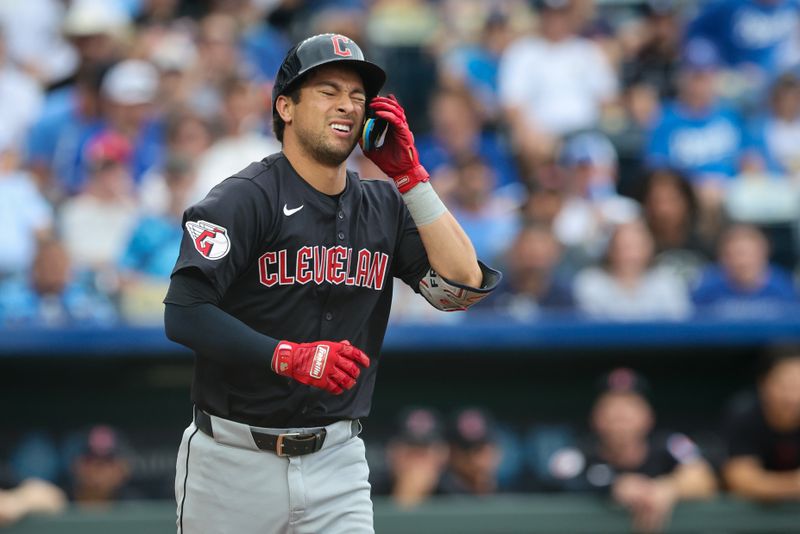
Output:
top-left (418, 263), bottom-right (502, 311)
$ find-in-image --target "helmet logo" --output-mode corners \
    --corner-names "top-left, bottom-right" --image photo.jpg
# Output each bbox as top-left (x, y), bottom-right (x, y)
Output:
top-left (331, 35), bottom-right (353, 57)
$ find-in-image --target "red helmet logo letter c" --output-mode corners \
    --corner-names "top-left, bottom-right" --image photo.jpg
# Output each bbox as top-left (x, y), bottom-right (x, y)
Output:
top-left (331, 35), bottom-right (352, 57)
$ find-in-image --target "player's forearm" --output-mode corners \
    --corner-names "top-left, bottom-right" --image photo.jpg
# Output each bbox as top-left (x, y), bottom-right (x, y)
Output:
top-left (416, 212), bottom-right (482, 288)
top-left (164, 302), bottom-right (279, 366)
top-left (724, 467), bottom-right (800, 501)
top-left (657, 462), bottom-right (717, 500)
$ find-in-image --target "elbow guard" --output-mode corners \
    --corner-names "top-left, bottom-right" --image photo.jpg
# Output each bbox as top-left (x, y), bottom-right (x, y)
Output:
top-left (418, 262), bottom-right (501, 311)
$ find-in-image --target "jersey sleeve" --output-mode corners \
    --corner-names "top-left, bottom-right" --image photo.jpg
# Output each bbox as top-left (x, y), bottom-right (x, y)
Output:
top-left (171, 177), bottom-right (271, 299)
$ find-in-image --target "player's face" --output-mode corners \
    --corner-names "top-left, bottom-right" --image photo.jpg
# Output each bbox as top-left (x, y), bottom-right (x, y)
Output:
top-left (592, 392), bottom-right (654, 444)
top-left (292, 65), bottom-right (367, 166)
top-left (761, 358), bottom-right (800, 422)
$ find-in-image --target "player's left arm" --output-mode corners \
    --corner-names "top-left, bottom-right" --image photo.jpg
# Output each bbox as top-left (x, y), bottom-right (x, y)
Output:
top-left (363, 95), bottom-right (499, 308)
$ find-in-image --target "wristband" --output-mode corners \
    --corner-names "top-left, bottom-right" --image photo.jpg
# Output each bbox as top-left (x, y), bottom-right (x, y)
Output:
top-left (401, 181), bottom-right (447, 227)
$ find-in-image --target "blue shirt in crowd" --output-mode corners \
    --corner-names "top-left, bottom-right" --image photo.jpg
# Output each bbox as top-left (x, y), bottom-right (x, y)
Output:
top-left (417, 131), bottom-right (519, 189)
top-left (646, 101), bottom-right (744, 181)
top-left (119, 215), bottom-right (184, 279)
top-left (0, 274), bottom-right (118, 327)
top-left (691, 265), bottom-right (799, 317)
top-left (687, 0), bottom-right (799, 73)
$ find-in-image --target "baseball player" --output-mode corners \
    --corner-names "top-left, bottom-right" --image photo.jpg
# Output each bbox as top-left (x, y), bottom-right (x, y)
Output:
top-left (164, 33), bottom-right (500, 534)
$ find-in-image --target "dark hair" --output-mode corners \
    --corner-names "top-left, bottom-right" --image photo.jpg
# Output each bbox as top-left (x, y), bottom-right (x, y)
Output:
top-left (638, 168), bottom-right (699, 226)
top-left (272, 85), bottom-right (302, 143)
top-left (757, 343), bottom-right (800, 381)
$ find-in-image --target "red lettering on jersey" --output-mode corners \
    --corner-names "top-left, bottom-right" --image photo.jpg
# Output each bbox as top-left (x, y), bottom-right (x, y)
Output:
top-left (367, 252), bottom-right (389, 290)
top-left (355, 249), bottom-right (371, 287)
top-left (327, 246), bottom-right (347, 285)
top-left (313, 246), bottom-right (327, 284)
top-left (278, 249), bottom-right (295, 285)
top-left (258, 251), bottom-right (278, 287)
top-left (296, 246), bottom-right (312, 284)
top-left (345, 247), bottom-right (356, 286)
top-left (331, 35), bottom-right (352, 57)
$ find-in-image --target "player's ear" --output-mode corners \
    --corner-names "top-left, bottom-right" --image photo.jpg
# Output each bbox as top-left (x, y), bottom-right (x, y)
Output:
top-left (275, 94), bottom-right (294, 125)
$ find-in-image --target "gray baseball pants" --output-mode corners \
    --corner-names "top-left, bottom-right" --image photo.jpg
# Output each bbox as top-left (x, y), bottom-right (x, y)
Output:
top-left (175, 414), bottom-right (373, 533)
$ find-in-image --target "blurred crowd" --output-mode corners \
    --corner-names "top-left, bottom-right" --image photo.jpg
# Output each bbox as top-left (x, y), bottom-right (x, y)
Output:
top-left (3, 346), bottom-right (800, 533)
top-left (1, 0), bottom-right (800, 327)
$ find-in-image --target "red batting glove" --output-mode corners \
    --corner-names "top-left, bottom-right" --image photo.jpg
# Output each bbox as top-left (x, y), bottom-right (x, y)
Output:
top-left (271, 340), bottom-right (370, 395)
top-left (362, 95), bottom-right (430, 194)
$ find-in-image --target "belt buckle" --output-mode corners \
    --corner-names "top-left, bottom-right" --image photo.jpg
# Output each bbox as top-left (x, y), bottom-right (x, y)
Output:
top-left (275, 432), bottom-right (301, 456)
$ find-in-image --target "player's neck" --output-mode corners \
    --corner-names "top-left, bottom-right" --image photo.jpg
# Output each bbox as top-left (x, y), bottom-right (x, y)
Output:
top-left (282, 141), bottom-right (347, 196)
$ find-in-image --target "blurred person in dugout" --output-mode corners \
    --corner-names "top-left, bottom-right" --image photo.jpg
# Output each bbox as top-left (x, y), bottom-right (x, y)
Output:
top-left (372, 408), bottom-right (449, 508)
top-left (548, 368), bottom-right (716, 533)
top-left (691, 224), bottom-right (799, 317)
top-left (723, 345), bottom-right (800, 501)
top-left (573, 218), bottom-right (692, 321)
top-left (0, 238), bottom-right (116, 327)
top-left (488, 222), bottom-right (575, 318)
top-left (440, 408), bottom-right (503, 495)
top-left (0, 477), bottom-right (65, 528)
top-left (68, 425), bottom-right (136, 504)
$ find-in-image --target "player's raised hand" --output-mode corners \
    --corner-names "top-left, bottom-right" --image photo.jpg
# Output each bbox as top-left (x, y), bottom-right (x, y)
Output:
top-left (361, 95), bottom-right (430, 194)
top-left (271, 340), bottom-right (370, 395)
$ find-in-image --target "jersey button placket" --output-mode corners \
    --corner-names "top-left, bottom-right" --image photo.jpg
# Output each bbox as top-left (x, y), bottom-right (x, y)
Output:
top-left (337, 231), bottom-right (345, 240)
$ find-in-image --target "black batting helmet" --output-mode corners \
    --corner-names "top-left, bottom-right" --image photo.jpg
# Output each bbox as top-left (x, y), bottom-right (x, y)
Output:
top-left (272, 33), bottom-right (386, 119)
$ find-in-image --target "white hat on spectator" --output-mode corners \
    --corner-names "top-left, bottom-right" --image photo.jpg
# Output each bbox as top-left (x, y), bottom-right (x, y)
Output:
top-left (63, 0), bottom-right (130, 37)
top-left (102, 60), bottom-right (159, 105)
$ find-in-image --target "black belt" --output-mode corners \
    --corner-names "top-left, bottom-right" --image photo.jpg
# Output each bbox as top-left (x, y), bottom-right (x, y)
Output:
top-left (194, 408), bottom-right (327, 457)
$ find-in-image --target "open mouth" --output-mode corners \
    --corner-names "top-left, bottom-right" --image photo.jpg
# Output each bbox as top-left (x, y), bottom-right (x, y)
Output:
top-left (330, 122), bottom-right (353, 136)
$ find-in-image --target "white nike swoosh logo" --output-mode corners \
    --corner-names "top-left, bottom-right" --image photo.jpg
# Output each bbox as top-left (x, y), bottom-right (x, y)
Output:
top-left (283, 204), bottom-right (304, 216)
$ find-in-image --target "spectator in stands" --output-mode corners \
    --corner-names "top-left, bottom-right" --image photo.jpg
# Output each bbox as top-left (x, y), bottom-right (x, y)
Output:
top-left (723, 345), bottom-right (800, 501)
top-left (417, 87), bottom-right (519, 191)
top-left (551, 132), bottom-right (639, 267)
top-left (69, 425), bottom-right (135, 504)
top-left (373, 408), bottom-right (449, 508)
top-left (138, 110), bottom-right (215, 215)
top-left (499, 0), bottom-right (618, 168)
top-left (691, 224), bottom-right (799, 317)
top-left (639, 169), bottom-right (711, 283)
top-left (191, 75), bottom-right (280, 202)
top-left (645, 39), bottom-right (745, 186)
top-left (439, 7), bottom-right (517, 123)
top-left (0, 478), bottom-right (65, 527)
top-left (574, 219), bottom-right (692, 320)
top-left (59, 131), bottom-right (138, 273)
top-left (491, 222), bottom-right (574, 317)
top-left (0, 134), bottom-right (53, 278)
top-left (0, 239), bottom-right (117, 327)
top-left (687, 0), bottom-right (799, 86)
top-left (62, 0), bottom-right (130, 70)
top-left (745, 71), bottom-right (800, 177)
top-left (622, 0), bottom-right (684, 101)
top-left (549, 368), bottom-right (716, 533)
top-left (97, 59), bottom-right (165, 185)
top-left (441, 408), bottom-right (502, 495)
top-left (0, 26), bottom-right (44, 154)
top-left (440, 155), bottom-right (519, 264)
top-left (25, 62), bottom-right (109, 198)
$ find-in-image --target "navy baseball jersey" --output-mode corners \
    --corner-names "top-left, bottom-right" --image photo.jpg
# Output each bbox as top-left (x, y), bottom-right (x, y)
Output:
top-left (166, 153), bottom-right (456, 427)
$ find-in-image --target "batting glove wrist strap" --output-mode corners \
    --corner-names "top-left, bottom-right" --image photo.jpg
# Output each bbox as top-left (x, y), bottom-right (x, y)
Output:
top-left (271, 340), bottom-right (370, 395)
